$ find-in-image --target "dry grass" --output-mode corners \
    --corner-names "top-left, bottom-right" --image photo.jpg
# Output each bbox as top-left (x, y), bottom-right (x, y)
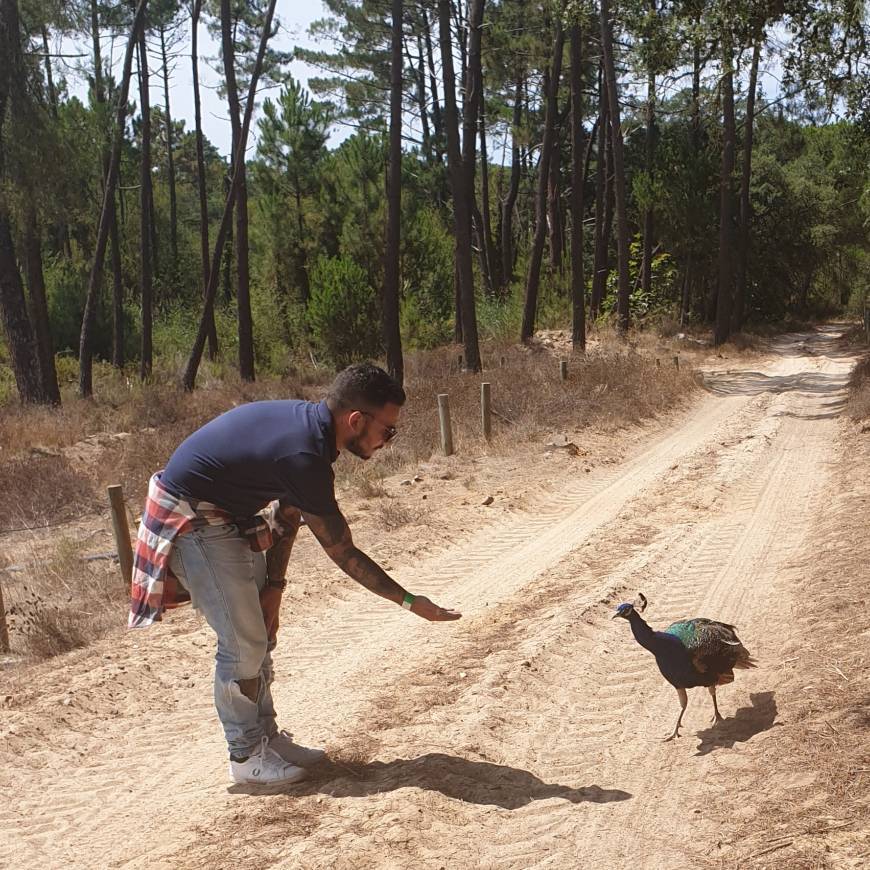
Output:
top-left (846, 353), bottom-right (870, 423)
top-left (0, 334), bottom-right (701, 659)
top-left (2, 536), bottom-right (127, 659)
top-left (331, 333), bottom-right (697, 494)
top-left (0, 454), bottom-right (101, 530)
top-left (375, 498), bottom-right (430, 531)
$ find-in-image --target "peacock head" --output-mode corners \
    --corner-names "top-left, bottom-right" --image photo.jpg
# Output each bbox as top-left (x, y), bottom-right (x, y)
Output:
top-left (612, 592), bottom-right (648, 619)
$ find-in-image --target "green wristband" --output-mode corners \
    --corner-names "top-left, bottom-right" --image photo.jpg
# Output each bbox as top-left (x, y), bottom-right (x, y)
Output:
top-left (401, 592), bottom-right (415, 610)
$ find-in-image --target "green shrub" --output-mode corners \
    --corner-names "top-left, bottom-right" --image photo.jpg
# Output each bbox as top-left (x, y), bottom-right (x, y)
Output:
top-left (307, 256), bottom-right (383, 368)
top-left (601, 236), bottom-right (679, 319)
top-left (400, 207), bottom-right (454, 348)
top-left (250, 282), bottom-right (307, 373)
top-left (44, 255), bottom-right (92, 354)
top-left (400, 291), bottom-right (452, 349)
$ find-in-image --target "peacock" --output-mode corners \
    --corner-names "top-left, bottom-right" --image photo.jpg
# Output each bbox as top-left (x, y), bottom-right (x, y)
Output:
top-left (613, 593), bottom-right (757, 740)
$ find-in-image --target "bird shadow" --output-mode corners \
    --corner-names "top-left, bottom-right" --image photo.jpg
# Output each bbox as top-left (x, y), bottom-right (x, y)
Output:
top-left (694, 691), bottom-right (781, 756)
top-left (229, 751), bottom-right (633, 809)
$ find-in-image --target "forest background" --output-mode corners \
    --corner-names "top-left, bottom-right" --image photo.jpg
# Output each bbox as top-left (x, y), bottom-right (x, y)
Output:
top-left (0, 0), bottom-right (868, 405)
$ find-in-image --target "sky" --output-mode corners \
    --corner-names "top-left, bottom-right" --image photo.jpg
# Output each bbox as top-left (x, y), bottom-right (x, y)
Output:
top-left (64, 1), bottom-right (334, 159)
top-left (60, 2), bottom-right (792, 164)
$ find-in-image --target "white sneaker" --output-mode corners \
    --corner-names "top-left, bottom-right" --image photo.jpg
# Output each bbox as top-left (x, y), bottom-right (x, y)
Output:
top-left (268, 729), bottom-right (327, 766)
top-left (229, 736), bottom-right (308, 785)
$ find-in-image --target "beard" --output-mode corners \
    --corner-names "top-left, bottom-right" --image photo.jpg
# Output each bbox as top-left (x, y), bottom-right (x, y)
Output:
top-left (345, 435), bottom-right (371, 460)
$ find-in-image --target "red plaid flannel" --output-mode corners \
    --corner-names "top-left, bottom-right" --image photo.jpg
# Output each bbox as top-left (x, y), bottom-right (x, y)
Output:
top-left (127, 473), bottom-right (280, 629)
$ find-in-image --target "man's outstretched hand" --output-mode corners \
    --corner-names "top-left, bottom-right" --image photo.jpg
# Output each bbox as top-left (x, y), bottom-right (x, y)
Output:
top-left (410, 595), bottom-right (462, 621)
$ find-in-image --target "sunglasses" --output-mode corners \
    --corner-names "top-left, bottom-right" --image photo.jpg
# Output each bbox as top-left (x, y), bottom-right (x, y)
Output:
top-left (360, 410), bottom-right (398, 442)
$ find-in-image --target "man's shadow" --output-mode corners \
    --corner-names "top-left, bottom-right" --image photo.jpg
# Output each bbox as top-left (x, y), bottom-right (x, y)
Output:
top-left (694, 691), bottom-right (781, 756)
top-left (230, 752), bottom-right (632, 809)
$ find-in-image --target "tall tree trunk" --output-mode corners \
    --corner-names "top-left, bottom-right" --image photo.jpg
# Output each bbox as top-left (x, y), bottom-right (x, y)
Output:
top-left (642, 32), bottom-right (656, 301)
top-left (521, 23), bottom-right (564, 342)
top-left (685, 12), bottom-right (702, 320)
top-left (109, 190), bottom-right (124, 368)
top-left (0, 1), bottom-right (53, 406)
top-left (149, 150), bottom-right (159, 281)
top-left (138, 32), bottom-right (154, 380)
top-left (439, 0), bottom-right (482, 371)
top-left (41, 25), bottom-right (57, 111)
top-left (0, 0), bottom-right (44, 405)
top-left (478, 85), bottom-right (501, 293)
top-left (472, 199), bottom-right (492, 295)
top-left (548, 129), bottom-right (564, 273)
top-left (183, 0), bottom-right (277, 391)
top-left (459, 0), bottom-right (484, 371)
top-left (0, 216), bottom-right (48, 403)
top-left (583, 114), bottom-right (599, 195)
top-left (691, 19), bottom-right (701, 147)
top-left (453, 0), bottom-right (467, 103)
top-left (292, 178), bottom-right (310, 302)
top-left (191, 0), bottom-right (217, 358)
top-left (91, 3), bottom-right (126, 368)
top-left (78, 0), bottom-right (148, 398)
top-left (412, 31), bottom-right (432, 163)
top-left (423, 7), bottom-right (443, 162)
top-left (23, 207), bottom-right (61, 403)
top-left (41, 23), bottom-right (73, 260)
top-left (569, 24), bottom-right (585, 351)
top-left (680, 255), bottom-right (692, 326)
top-left (453, 258), bottom-right (462, 344)
top-left (600, 0), bottom-right (631, 333)
top-left (499, 71), bottom-right (524, 294)
top-left (714, 25), bottom-right (736, 346)
top-left (383, 0), bottom-right (404, 384)
top-left (221, 0), bottom-right (255, 381)
top-left (221, 172), bottom-right (233, 303)
top-left (734, 30), bottom-right (762, 332)
top-left (591, 71), bottom-right (610, 320)
top-left (160, 25), bottom-right (178, 274)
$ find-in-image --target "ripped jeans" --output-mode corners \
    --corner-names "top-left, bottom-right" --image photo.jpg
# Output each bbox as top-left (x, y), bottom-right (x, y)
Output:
top-left (168, 523), bottom-right (277, 757)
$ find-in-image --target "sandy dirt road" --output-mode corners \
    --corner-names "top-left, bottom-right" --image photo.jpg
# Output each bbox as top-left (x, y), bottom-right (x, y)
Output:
top-left (1, 327), bottom-right (865, 869)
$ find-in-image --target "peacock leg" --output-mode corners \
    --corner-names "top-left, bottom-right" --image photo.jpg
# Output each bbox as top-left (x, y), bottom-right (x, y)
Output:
top-left (664, 687), bottom-right (688, 741)
top-left (708, 686), bottom-right (723, 724)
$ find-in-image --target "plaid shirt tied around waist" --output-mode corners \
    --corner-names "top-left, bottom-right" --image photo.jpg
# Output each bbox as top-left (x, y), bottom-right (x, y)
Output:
top-left (127, 473), bottom-right (277, 629)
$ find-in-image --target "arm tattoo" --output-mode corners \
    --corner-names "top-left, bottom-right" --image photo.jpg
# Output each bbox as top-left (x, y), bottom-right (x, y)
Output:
top-left (304, 511), bottom-right (404, 603)
top-left (266, 505), bottom-right (301, 582)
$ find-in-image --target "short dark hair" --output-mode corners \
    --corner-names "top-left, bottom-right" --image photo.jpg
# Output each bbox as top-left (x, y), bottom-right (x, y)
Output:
top-left (326, 362), bottom-right (406, 412)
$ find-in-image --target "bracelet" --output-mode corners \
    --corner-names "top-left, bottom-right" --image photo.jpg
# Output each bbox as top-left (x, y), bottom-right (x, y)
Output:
top-left (265, 576), bottom-right (287, 590)
top-left (401, 592), bottom-right (415, 610)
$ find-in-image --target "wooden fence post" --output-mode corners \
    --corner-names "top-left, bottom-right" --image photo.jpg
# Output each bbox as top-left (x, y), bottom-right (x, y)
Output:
top-left (560, 359), bottom-right (568, 381)
top-left (481, 382), bottom-right (492, 441)
top-left (0, 572), bottom-right (9, 653)
top-left (107, 484), bottom-right (134, 588)
top-left (437, 394), bottom-right (454, 456)
top-left (673, 355), bottom-right (680, 369)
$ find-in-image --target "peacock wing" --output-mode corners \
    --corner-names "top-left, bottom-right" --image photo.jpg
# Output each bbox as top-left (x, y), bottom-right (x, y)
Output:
top-left (665, 618), bottom-right (742, 671)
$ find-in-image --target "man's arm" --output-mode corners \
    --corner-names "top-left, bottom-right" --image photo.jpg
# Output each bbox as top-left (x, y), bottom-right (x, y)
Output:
top-left (265, 504), bottom-right (302, 584)
top-left (259, 504), bottom-right (303, 643)
top-left (303, 511), bottom-right (461, 621)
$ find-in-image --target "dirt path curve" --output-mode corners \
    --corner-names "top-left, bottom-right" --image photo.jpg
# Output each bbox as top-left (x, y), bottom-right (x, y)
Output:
top-left (0, 327), bottom-right (858, 870)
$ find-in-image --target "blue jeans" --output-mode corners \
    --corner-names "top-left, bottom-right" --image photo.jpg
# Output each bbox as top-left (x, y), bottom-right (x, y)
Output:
top-left (168, 523), bottom-right (277, 756)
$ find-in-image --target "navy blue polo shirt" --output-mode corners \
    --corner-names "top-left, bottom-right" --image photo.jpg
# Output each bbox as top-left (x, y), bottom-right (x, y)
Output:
top-left (161, 399), bottom-right (340, 517)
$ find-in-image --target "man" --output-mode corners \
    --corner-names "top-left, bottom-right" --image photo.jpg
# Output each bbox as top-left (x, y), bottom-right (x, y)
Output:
top-left (129, 363), bottom-right (461, 786)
